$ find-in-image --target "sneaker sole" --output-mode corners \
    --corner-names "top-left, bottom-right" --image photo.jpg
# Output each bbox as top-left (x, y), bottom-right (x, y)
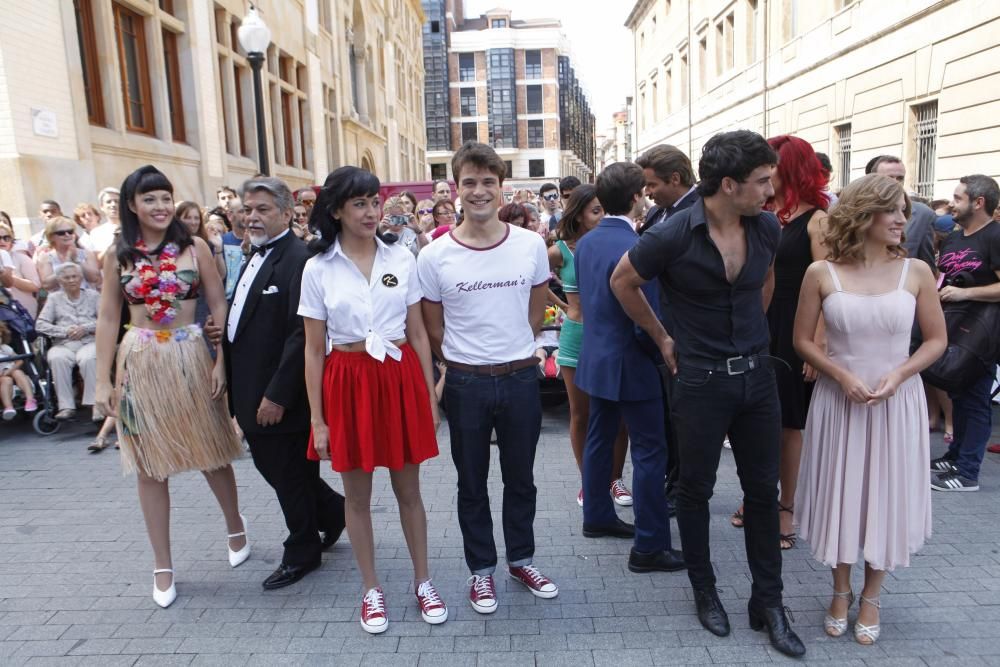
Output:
top-left (469, 599), bottom-right (498, 614)
top-left (361, 619), bottom-right (389, 634)
top-left (931, 483), bottom-right (979, 492)
top-left (421, 608), bottom-right (449, 624)
top-left (612, 497), bottom-right (634, 507)
top-left (508, 572), bottom-right (559, 599)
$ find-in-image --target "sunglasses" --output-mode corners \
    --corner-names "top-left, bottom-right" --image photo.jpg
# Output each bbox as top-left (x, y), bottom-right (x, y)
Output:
top-left (52, 229), bottom-right (75, 237)
top-left (542, 194), bottom-right (559, 201)
top-left (0, 235), bottom-right (12, 242)
top-left (417, 208), bottom-right (435, 215)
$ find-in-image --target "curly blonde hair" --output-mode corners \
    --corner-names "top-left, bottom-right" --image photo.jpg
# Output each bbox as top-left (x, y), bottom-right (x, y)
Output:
top-left (826, 174), bottom-right (910, 262)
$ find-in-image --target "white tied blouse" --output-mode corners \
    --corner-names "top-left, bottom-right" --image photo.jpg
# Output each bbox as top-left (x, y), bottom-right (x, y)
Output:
top-left (298, 237), bottom-right (422, 361)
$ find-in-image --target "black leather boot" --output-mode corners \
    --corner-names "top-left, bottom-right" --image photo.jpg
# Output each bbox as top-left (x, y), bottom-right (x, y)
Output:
top-left (748, 602), bottom-right (806, 657)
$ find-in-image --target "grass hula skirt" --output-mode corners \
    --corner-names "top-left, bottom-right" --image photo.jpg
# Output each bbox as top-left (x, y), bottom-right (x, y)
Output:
top-left (116, 325), bottom-right (243, 481)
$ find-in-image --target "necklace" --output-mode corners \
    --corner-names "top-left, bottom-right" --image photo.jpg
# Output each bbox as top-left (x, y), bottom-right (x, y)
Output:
top-left (133, 240), bottom-right (180, 325)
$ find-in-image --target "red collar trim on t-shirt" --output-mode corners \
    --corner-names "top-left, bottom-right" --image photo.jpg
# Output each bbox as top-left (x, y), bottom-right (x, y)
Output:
top-left (448, 223), bottom-right (511, 251)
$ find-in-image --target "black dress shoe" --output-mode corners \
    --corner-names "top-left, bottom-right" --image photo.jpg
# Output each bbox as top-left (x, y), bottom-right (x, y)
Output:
top-left (693, 588), bottom-right (731, 637)
top-left (582, 518), bottom-right (635, 539)
top-left (628, 548), bottom-right (686, 573)
top-left (320, 523), bottom-right (345, 550)
top-left (262, 559), bottom-right (321, 590)
top-left (748, 602), bottom-right (806, 658)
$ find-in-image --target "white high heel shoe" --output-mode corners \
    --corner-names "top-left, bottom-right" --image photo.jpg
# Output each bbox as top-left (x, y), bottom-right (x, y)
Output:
top-left (824, 589), bottom-right (854, 637)
top-left (152, 568), bottom-right (176, 608)
top-left (228, 513), bottom-right (250, 568)
top-left (854, 595), bottom-right (881, 645)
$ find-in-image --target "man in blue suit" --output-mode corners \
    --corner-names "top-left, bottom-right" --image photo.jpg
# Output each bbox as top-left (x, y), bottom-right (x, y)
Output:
top-left (574, 162), bottom-right (684, 573)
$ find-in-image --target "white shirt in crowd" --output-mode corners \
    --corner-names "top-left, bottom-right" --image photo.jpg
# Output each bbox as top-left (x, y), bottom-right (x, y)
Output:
top-left (298, 236), bottom-right (421, 362)
top-left (227, 230), bottom-right (289, 343)
top-left (417, 224), bottom-right (550, 365)
top-left (88, 222), bottom-right (117, 255)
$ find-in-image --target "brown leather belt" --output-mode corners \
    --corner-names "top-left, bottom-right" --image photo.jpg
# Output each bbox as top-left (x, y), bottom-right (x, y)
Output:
top-left (445, 357), bottom-right (538, 376)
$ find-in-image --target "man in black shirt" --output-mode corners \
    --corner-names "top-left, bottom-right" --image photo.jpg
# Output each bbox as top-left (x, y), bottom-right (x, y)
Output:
top-left (610, 130), bottom-right (804, 658)
top-left (931, 174), bottom-right (1000, 492)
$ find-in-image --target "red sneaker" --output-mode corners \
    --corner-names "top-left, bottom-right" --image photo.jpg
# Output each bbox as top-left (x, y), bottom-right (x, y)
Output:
top-left (610, 478), bottom-right (633, 507)
top-left (988, 444), bottom-right (1000, 454)
top-left (467, 574), bottom-right (498, 614)
top-left (508, 564), bottom-right (558, 599)
top-left (360, 587), bottom-right (388, 634)
top-left (415, 579), bottom-right (448, 624)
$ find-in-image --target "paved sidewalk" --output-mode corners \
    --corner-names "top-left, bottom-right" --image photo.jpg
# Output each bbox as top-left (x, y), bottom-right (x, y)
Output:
top-left (1, 404), bottom-right (999, 666)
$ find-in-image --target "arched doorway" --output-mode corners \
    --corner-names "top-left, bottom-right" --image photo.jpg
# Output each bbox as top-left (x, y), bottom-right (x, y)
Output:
top-left (360, 152), bottom-right (374, 172)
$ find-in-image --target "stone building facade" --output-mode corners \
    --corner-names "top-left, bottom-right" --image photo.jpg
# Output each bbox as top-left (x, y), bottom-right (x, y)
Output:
top-left (421, 2), bottom-right (595, 186)
top-left (626, 0), bottom-right (1000, 199)
top-left (0, 0), bottom-right (426, 234)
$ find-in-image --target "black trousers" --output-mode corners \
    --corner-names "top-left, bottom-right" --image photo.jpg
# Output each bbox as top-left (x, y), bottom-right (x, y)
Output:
top-left (246, 430), bottom-right (345, 567)
top-left (669, 363), bottom-right (783, 606)
top-left (658, 365), bottom-right (680, 498)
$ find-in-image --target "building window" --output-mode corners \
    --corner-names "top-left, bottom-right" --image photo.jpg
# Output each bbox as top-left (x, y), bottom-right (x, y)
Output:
top-left (73, 0), bottom-right (105, 126)
top-left (746, 0), bottom-right (759, 63)
top-left (528, 119), bottom-right (543, 148)
top-left (318, 0), bottom-right (332, 33)
top-left (529, 159), bottom-right (545, 178)
top-left (651, 81), bottom-right (658, 122)
top-left (835, 123), bottom-right (852, 190)
top-left (462, 122), bottom-right (478, 143)
top-left (113, 2), bottom-right (155, 135)
top-left (233, 64), bottom-right (248, 156)
top-left (504, 160), bottom-right (513, 177)
top-left (680, 50), bottom-right (689, 106)
top-left (459, 87), bottom-right (476, 116)
top-left (459, 53), bottom-right (475, 82)
top-left (697, 32), bottom-right (707, 91)
top-left (782, 0), bottom-right (798, 42)
top-left (430, 20), bottom-right (440, 33)
top-left (162, 30), bottom-right (186, 143)
top-left (664, 65), bottom-right (672, 114)
top-left (525, 50), bottom-right (542, 79)
top-left (526, 85), bottom-right (542, 114)
top-left (914, 101), bottom-right (938, 198)
top-left (491, 18), bottom-right (507, 28)
top-left (158, 0), bottom-right (173, 13)
top-left (431, 163), bottom-right (447, 179)
top-left (487, 48), bottom-right (517, 148)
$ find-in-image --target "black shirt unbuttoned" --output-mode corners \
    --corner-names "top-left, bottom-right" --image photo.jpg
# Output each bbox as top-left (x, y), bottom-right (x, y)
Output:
top-left (628, 199), bottom-right (781, 361)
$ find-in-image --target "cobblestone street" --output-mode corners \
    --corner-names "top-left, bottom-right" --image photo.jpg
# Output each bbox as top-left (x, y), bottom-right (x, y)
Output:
top-left (1, 404), bottom-right (999, 666)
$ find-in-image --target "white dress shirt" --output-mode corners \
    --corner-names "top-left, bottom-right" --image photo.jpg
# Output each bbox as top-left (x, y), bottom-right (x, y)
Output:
top-left (298, 236), bottom-right (421, 361)
top-left (227, 230), bottom-right (288, 343)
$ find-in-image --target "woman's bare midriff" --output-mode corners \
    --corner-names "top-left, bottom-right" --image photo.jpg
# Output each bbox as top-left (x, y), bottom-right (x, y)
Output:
top-left (331, 338), bottom-right (408, 353)
top-left (126, 301), bottom-right (199, 330)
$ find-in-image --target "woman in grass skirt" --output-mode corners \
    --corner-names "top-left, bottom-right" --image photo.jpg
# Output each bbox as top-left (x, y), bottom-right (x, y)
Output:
top-left (300, 166), bottom-right (444, 634)
top-left (95, 166), bottom-right (249, 609)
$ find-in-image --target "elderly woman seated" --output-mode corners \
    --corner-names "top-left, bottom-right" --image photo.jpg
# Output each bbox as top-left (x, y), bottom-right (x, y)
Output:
top-left (34, 263), bottom-right (101, 420)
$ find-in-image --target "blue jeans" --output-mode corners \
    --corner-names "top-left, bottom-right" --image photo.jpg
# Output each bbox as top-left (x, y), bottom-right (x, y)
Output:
top-left (444, 366), bottom-right (541, 575)
top-left (947, 367), bottom-right (996, 482)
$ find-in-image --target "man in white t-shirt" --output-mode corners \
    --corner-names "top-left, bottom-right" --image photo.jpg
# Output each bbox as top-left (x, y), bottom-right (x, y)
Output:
top-left (418, 141), bottom-right (559, 614)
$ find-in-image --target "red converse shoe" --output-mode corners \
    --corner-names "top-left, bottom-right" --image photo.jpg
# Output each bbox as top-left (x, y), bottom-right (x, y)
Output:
top-left (610, 478), bottom-right (633, 507)
top-left (508, 564), bottom-right (558, 599)
top-left (360, 587), bottom-right (388, 634)
top-left (467, 574), bottom-right (498, 614)
top-left (415, 579), bottom-right (448, 624)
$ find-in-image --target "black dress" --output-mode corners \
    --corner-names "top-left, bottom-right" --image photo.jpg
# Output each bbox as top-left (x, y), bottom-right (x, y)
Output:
top-left (768, 208), bottom-right (818, 429)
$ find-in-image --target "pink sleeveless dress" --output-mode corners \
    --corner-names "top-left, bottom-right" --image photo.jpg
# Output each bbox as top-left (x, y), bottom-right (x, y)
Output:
top-left (794, 259), bottom-right (931, 571)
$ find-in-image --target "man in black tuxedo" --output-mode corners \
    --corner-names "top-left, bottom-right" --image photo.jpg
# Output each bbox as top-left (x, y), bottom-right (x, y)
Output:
top-left (636, 144), bottom-right (699, 235)
top-left (223, 176), bottom-right (345, 590)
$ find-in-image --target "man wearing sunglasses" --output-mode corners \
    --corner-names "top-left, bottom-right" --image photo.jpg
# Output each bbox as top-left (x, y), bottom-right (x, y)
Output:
top-left (539, 183), bottom-right (561, 232)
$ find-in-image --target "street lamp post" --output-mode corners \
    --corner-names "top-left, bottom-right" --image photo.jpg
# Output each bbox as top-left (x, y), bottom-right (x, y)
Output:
top-left (237, 5), bottom-right (271, 176)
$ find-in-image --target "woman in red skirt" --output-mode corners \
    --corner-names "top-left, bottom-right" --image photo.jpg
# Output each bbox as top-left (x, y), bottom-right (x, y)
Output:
top-left (299, 166), bottom-right (444, 634)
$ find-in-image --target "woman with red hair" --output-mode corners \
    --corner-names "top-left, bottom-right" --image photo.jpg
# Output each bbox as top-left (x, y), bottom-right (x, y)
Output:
top-left (730, 135), bottom-right (829, 551)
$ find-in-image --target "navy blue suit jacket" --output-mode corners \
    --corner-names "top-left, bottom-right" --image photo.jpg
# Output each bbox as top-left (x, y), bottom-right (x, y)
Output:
top-left (574, 217), bottom-right (663, 402)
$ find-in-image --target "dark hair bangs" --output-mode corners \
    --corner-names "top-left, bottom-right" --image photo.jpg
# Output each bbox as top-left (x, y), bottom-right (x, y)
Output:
top-left (133, 169), bottom-right (174, 196)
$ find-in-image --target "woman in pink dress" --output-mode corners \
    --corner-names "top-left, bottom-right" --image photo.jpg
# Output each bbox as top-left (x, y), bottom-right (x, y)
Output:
top-left (792, 174), bottom-right (946, 645)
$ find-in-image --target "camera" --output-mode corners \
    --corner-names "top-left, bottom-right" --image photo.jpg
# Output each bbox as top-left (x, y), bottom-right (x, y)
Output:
top-left (388, 214), bottom-right (410, 227)
top-left (944, 270), bottom-right (975, 288)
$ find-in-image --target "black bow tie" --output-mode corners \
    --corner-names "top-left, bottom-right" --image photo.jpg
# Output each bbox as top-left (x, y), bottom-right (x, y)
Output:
top-left (251, 241), bottom-right (275, 257)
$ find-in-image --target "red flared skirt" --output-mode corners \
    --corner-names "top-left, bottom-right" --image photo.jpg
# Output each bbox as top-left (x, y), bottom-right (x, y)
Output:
top-left (308, 343), bottom-right (438, 472)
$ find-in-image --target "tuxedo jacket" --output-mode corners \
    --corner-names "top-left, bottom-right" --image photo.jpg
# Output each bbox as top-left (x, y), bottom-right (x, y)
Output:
top-left (574, 217), bottom-right (663, 403)
top-left (224, 233), bottom-right (311, 435)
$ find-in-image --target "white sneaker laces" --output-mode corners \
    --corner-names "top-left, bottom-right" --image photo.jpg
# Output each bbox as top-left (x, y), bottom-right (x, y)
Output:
top-left (363, 588), bottom-right (385, 615)
top-left (417, 580), bottom-right (443, 606)
top-left (468, 575), bottom-right (495, 598)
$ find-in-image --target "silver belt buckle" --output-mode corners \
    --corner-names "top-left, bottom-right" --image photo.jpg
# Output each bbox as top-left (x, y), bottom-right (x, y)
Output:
top-left (726, 356), bottom-right (744, 375)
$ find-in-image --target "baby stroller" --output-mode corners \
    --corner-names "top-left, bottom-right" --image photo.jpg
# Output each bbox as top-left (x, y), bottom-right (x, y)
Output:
top-left (0, 286), bottom-right (60, 435)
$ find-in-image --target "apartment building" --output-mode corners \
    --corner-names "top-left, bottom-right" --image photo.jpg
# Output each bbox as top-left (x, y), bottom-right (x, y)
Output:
top-left (626, 0), bottom-right (1000, 198)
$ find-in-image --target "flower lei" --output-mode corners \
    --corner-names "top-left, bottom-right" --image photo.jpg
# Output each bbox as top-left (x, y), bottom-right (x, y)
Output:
top-left (133, 240), bottom-right (180, 325)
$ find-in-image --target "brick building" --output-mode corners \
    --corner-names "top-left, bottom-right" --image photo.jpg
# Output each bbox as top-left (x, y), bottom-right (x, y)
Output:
top-left (421, 2), bottom-right (595, 186)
